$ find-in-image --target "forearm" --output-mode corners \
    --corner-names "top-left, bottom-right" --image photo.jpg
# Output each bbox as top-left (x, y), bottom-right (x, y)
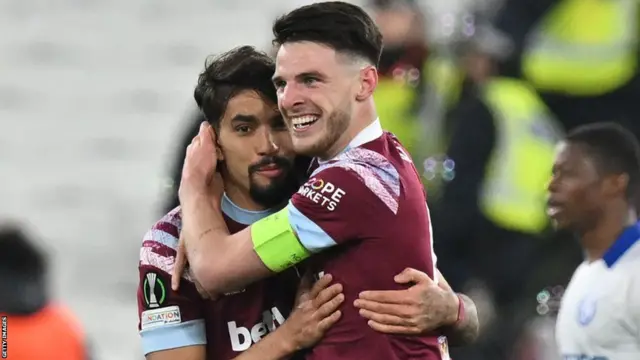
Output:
top-left (442, 294), bottom-right (479, 346)
top-left (181, 195), bottom-right (233, 291)
top-left (231, 329), bottom-right (295, 360)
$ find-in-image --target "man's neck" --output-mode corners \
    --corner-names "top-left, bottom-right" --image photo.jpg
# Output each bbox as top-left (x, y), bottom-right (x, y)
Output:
top-left (580, 203), bottom-right (637, 263)
top-left (319, 103), bottom-right (378, 161)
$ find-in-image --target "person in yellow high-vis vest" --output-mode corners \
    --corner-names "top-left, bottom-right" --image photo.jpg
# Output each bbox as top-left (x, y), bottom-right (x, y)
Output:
top-left (372, 0), bottom-right (429, 159)
top-left (468, 0), bottom-right (640, 137)
top-left (431, 76), bottom-right (564, 360)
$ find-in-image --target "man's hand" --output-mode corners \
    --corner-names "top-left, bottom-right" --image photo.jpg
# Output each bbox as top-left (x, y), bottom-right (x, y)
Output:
top-left (354, 268), bottom-right (459, 335)
top-left (280, 273), bottom-right (344, 351)
top-left (171, 233), bottom-right (218, 299)
top-left (179, 122), bottom-right (223, 205)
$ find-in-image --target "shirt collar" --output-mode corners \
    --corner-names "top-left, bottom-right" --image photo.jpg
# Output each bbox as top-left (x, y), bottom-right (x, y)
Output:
top-left (602, 221), bottom-right (640, 268)
top-left (318, 118), bottom-right (383, 164)
top-left (220, 193), bottom-right (276, 225)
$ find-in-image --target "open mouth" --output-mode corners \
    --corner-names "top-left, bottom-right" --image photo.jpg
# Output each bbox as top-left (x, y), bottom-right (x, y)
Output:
top-left (291, 115), bottom-right (319, 131)
top-left (546, 199), bottom-right (564, 217)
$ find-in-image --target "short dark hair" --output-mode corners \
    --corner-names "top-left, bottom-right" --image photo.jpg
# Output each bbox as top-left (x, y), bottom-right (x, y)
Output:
top-left (272, 1), bottom-right (383, 66)
top-left (566, 122), bottom-right (640, 199)
top-left (194, 46), bottom-right (277, 128)
top-left (0, 224), bottom-right (48, 314)
top-left (0, 225), bottom-right (46, 278)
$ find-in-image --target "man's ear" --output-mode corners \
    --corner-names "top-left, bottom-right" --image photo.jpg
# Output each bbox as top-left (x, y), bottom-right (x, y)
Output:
top-left (355, 66), bottom-right (378, 102)
top-left (603, 173), bottom-right (629, 198)
top-left (214, 129), bottom-right (224, 161)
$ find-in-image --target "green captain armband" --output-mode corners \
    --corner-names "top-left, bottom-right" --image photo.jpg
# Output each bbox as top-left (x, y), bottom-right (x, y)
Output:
top-left (251, 207), bottom-right (310, 273)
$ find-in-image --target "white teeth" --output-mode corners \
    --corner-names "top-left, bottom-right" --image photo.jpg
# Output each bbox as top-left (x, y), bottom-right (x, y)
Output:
top-left (291, 115), bottom-right (318, 126)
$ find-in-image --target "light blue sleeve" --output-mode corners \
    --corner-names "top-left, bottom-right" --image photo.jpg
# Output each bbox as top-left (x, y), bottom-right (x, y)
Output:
top-left (287, 201), bottom-right (337, 253)
top-left (140, 319), bottom-right (206, 355)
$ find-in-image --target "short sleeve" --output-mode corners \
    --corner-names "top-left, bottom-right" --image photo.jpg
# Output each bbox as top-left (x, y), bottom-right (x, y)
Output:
top-left (288, 164), bottom-right (393, 253)
top-left (137, 215), bottom-right (207, 355)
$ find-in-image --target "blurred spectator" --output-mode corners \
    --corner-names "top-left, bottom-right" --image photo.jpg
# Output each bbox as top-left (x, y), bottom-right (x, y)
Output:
top-left (370, 0), bottom-right (429, 157)
top-left (0, 224), bottom-right (90, 360)
top-left (469, 0), bottom-right (640, 136)
top-left (430, 70), bottom-right (563, 359)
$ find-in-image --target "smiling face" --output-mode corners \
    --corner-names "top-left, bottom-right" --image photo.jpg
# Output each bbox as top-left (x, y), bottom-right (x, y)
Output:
top-left (217, 90), bottom-right (298, 208)
top-left (272, 41), bottom-right (360, 158)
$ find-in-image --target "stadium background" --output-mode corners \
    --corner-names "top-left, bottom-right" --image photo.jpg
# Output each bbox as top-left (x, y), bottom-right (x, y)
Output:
top-left (2, 0), bottom-right (633, 359)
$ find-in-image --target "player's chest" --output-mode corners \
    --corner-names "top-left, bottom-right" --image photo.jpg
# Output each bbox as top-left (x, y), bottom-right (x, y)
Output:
top-left (202, 273), bottom-right (298, 358)
top-left (557, 267), bottom-right (637, 353)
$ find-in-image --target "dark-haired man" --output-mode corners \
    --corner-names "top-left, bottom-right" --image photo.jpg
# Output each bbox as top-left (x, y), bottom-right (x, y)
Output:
top-left (177, 2), bottom-right (478, 359)
top-left (550, 123), bottom-right (640, 359)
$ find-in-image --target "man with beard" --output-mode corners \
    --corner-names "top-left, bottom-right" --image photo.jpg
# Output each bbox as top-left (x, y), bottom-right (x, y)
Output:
top-left (137, 46), bottom-right (345, 360)
top-left (176, 2), bottom-right (479, 359)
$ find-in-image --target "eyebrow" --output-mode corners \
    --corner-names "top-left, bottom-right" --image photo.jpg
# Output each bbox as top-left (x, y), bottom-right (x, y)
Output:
top-left (272, 71), bottom-right (326, 84)
top-left (230, 114), bottom-right (259, 124)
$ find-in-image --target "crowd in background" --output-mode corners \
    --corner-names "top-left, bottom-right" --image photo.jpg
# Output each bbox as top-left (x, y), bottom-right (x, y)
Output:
top-left (163, 1), bottom-right (640, 358)
top-left (3, 0), bottom-right (640, 358)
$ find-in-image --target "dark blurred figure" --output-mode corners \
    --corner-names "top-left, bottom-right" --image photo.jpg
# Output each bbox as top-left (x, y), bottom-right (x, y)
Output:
top-left (429, 66), bottom-right (582, 359)
top-left (468, 0), bottom-right (640, 138)
top-left (0, 224), bottom-right (90, 360)
top-left (370, 0), bottom-right (429, 157)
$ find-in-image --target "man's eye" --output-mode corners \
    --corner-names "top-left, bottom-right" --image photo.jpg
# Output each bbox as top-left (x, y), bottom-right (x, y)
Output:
top-left (274, 81), bottom-right (286, 89)
top-left (236, 125), bottom-right (251, 133)
top-left (303, 77), bottom-right (318, 86)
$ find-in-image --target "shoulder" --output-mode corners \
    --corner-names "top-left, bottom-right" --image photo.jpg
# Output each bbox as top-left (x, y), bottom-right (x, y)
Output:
top-left (141, 207), bottom-right (181, 251)
top-left (307, 147), bottom-right (401, 214)
top-left (139, 207), bottom-right (190, 280)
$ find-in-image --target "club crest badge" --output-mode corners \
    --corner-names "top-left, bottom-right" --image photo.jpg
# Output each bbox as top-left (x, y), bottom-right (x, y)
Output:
top-left (577, 295), bottom-right (597, 326)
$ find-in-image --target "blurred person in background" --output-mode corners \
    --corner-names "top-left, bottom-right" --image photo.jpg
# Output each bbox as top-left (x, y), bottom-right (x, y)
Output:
top-left (0, 224), bottom-right (90, 360)
top-left (368, 0), bottom-right (429, 158)
top-left (467, 0), bottom-right (640, 138)
top-left (424, 35), bottom-right (564, 358)
top-left (549, 123), bottom-right (640, 359)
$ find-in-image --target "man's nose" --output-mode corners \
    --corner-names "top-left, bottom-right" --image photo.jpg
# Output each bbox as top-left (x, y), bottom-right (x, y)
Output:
top-left (279, 83), bottom-right (305, 111)
top-left (256, 128), bottom-right (279, 156)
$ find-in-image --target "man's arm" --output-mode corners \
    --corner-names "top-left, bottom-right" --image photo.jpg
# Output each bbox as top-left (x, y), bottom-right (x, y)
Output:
top-left (138, 211), bottom-right (207, 359)
top-left (180, 166), bottom-right (373, 294)
top-left (355, 268), bottom-right (479, 346)
top-left (441, 293), bottom-right (479, 346)
top-left (147, 347), bottom-right (205, 360)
